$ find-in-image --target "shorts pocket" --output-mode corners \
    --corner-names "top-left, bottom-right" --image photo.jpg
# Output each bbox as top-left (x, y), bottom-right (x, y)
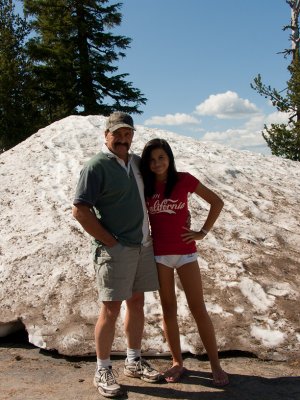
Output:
top-left (93, 242), bottom-right (124, 290)
top-left (104, 242), bottom-right (123, 258)
top-left (92, 241), bottom-right (122, 263)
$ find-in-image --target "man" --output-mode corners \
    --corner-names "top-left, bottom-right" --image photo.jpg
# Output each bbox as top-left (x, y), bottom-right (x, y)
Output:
top-left (72, 112), bottom-right (161, 398)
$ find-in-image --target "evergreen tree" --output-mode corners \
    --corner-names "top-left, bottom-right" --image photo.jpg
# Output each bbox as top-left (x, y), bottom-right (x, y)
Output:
top-left (24, 0), bottom-right (146, 121)
top-left (0, 0), bottom-right (38, 151)
top-left (251, 0), bottom-right (300, 161)
top-left (24, 0), bottom-right (78, 123)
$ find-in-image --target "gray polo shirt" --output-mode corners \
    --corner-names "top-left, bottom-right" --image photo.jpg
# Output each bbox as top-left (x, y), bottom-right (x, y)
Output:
top-left (74, 146), bottom-right (151, 247)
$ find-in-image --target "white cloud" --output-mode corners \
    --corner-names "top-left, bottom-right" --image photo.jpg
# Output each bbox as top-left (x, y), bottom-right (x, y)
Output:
top-left (243, 111), bottom-right (289, 133)
top-left (195, 91), bottom-right (259, 119)
top-left (199, 110), bottom-right (291, 152)
top-left (202, 127), bottom-right (267, 151)
top-left (243, 114), bottom-right (265, 131)
top-left (201, 112), bottom-right (269, 152)
top-left (265, 111), bottom-right (290, 125)
top-left (142, 93), bottom-right (290, 153)
top-left (144, 113), bottom-right (199, 126)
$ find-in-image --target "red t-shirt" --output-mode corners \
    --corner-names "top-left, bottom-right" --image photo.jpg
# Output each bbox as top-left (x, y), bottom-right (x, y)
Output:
top-left (146, 172), bottom-right (199, 256)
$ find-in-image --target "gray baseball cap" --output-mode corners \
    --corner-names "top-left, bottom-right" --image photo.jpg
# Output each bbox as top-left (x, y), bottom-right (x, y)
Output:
top-left (106, 112), bottom-right (135, 132)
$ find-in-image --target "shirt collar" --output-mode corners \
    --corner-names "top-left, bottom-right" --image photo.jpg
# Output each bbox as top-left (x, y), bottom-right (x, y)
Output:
top-left (102, 143), bottom-right (132, 162)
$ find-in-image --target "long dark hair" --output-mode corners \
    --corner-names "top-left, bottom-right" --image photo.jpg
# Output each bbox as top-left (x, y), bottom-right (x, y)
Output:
top-left (140, 138), bottom-right (178, 198)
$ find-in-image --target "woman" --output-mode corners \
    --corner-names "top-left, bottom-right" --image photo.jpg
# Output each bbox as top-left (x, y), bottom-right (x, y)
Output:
top-left (140, 138), bottom-right (229, 386)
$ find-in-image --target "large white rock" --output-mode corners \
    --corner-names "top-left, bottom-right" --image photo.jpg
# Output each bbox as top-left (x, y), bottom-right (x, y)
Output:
top-left (0, 115), bottom-right (299, 360)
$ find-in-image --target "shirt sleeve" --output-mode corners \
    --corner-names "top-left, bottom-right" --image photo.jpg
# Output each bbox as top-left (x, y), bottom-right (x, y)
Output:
top-left (73, 165), bottom-right (102, 206)
top-left (184, 172), bottom-right (200, 193)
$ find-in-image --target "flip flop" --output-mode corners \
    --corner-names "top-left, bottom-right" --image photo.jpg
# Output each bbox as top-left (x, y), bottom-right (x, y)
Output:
top-left (212, 369), bottom-right (229, 387)
top-left (164, 366), bottom-right (187, 383)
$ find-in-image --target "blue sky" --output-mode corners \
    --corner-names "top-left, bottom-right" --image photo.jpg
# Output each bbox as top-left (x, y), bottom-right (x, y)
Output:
top-left (15, 0), bottom-right (292, 154)
top-left (113, 0), bottom-right (291, 154)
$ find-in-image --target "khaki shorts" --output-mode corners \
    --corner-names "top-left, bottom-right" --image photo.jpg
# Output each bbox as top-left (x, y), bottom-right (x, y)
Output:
top-left (92, 242), bottom-right (159, 301)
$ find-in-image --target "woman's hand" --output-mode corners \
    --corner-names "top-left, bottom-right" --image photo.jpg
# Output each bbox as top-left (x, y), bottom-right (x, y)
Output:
top-left (181, 226), bottom-right (206, 243)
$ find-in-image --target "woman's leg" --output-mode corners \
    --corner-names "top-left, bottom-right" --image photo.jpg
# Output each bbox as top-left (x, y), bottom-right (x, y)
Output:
top-left (177, 261), bottom-right (229, 385)
top-left (157, 263), bottom-right (183, 370)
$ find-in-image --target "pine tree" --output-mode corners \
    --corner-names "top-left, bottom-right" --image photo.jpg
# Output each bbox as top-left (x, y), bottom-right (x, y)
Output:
top-left (24, 0), bottom-right (79, 123)
top-left (251, 0), bottom-right (300, 161)
top-left (0, 0), bottom-right (38, 151)
top-left (24, 0), bottom-right (146, 121)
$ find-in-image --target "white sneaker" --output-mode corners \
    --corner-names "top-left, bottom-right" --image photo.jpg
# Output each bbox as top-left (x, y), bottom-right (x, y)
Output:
top-left (93, 366), bottom-right (123, 398)
top-left (124, 357), bottom-right (162, 383)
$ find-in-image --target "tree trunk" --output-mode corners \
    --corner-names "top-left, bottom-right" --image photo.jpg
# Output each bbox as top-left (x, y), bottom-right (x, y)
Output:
top-left (291, 1), bottom-right (300, 121)
top-left (75, 2), bottom-right (98, 114)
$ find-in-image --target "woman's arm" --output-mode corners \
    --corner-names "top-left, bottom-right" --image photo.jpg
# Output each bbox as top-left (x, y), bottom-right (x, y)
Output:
top-left (181, 182), bottom-right (224, 244)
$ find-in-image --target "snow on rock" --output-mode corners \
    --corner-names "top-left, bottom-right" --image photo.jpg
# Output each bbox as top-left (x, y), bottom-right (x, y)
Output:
top-left (0, 115), bottom-right (299, 361)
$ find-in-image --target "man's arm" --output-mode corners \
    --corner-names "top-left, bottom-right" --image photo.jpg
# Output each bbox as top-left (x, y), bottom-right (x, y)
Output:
top-left (72, 203), bottom-right (118, 247)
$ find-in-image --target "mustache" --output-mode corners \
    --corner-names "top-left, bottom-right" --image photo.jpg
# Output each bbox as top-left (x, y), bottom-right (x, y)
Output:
top-left (115, 142), bottom-right (129, 149)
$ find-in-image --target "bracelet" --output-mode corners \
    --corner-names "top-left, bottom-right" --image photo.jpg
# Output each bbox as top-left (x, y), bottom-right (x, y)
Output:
top-left (200, 228), bottom-right (209, 235)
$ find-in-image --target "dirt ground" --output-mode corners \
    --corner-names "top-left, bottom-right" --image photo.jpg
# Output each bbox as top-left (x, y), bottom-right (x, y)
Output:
top-left (0, 333), bottom-right (299, 400)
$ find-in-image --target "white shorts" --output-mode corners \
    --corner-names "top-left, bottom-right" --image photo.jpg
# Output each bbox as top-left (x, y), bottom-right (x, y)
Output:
top-left (154, 253), bottom-right (198, 269)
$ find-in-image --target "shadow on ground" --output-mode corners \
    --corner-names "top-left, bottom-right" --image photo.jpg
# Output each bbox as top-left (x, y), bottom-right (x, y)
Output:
top-left (0, 329), bottom-right (299, 400)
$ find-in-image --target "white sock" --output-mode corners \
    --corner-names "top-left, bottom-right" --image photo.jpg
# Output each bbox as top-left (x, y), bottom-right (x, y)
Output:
top-left (126, 348), bottom-right (141, 362)
top-left (97, 357), bottom-right (111, 369)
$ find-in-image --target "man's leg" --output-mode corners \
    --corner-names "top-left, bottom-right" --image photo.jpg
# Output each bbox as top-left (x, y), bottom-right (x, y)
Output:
top-left (123, 292), bottom-right (161, 382)
top-left (124, 292), bottom-right (144, 349)
top-left (95, 301), bottom-right (122, 359)
top-left (94, 301), bottom-right (123, 398)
